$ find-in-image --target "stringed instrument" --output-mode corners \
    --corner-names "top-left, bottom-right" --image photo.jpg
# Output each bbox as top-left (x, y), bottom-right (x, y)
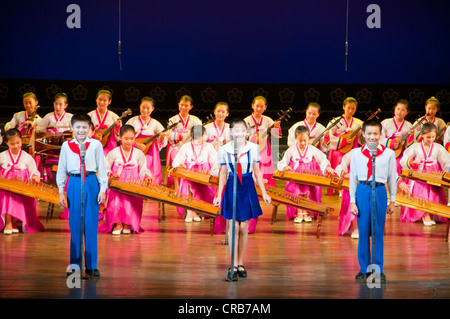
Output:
top-left (396, 190), bottom-right (450, 239)
top-left (272, 169), bottom-right (349, 191)
top-left (436, 122), bottom-right (450, 144)
top-left (311, 115), bottom-right (343, 148)
top-left (400, 169), bottom-right (450, 188)
top-left (248, 108), bottom-right (292, 152)
top-left (177, 114), bottom-right (215, 146)
top-left (108, 178), bottom-right (219, 235)
top-left (338, 108), bottom-right (381, 154)
top-left (22, 106), bottom-right (40, 151)
top-left (394, 115), bottom-right (426, 158)
top-left (166, 166), bottom-right (334, 238)
top-left (96, 108), bottom-right (132, 147)
top-left (0, 174), bottom-right (65, 206)
top-left (134, 121), bottom-right (178, 154)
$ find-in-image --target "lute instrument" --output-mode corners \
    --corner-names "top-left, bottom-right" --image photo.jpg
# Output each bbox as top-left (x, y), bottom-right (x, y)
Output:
top-left (96, 108), bottom-right (132, 147)
top-left (22, 106), bottom-right (40, 152)
top-left (338, 108), bottom-right (381, 154)
top-left (393, 115), bottom-right (426, 158)
top-left (170, 114), bottom-right (215, 147)
top-left (247, 108), bottom-right (292, 152)
top-left (134, 121), bottom-right (178, 154)
top-left (436, 122), bottom-right (450, 144)
top-left (310, 115), bottom-right (343, 148)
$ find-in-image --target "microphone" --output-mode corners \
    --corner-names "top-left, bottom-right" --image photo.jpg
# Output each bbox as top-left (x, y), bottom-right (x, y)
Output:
top-left (80, 143), bottom-right (86, 161)
top-left (368, 142), bottom-right (377, 157)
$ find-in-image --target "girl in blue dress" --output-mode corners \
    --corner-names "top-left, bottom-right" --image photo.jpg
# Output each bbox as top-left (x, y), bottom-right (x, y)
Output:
top-left (213, 119), bottom-right (271, 280)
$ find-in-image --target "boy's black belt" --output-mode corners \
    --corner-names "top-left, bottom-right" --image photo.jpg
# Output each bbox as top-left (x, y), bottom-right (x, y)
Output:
top-left (69, 172), bottom-right (96, 177)
top-left (358, 181), bottom-right (384, 187)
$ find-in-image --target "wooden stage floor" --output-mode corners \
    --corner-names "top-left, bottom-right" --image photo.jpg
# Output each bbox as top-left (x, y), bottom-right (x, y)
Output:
top-left (1, 192), bottom-right (450, 300)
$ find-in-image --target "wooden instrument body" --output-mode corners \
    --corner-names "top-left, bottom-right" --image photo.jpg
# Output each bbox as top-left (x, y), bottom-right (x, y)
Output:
top-left (97, 108), bottom-right (132, 147)
top-left (400, 169), bottom-right (450, 188)
top-left (396, 191), bottom-right (450, 219)
top-left (393, 115), bottom-right (426, 158)
top-left (22, 107), bottom-right (40, 150)
top-left (436, 122), bottom-right (450, 144)
top-left (175, 114), bottom-right (215, 148)
top-left (134, 122), bottom-right (178, 154)
top-left (393, 137), bottom-right (407, 158)
top-left (35, 130), bottom-right (73, 152)
top-left (108, 178), bottom-right (219, 217)
top-left (21, 128), bottom-right (35, 155)
top-left (311, 115), bottom-right (343, 148)
top-left (272, 170), bottom-right (349, 191)
top-left (247, 108), bottom-right (292, 152)
top-left (337, 108), bottom-right (381, 154)
top-left (0, 175), bottom-right (65, 206)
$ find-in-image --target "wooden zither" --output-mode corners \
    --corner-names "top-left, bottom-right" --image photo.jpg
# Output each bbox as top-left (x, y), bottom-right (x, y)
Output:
top-left (396, 190), bottom-right (450, 241)
top-left (108, 178), bottom-right (220, 235)
top-left (167, 166), bottom-right (335, 238)
top-left (400, 169), bottom-right (450, 188)
top-left (272, 170), bottom-right (349, 191)
top-left (0, 175), bottom-right (64, 206)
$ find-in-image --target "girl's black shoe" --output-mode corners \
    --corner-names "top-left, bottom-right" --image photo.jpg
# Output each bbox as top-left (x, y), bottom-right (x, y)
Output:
top-left (227, 267), bottom-right (238, 281)
top-left (237, 265), bottom-right (247, 278)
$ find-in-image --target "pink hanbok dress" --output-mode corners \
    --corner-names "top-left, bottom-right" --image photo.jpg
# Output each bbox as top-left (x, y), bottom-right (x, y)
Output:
top-left (244, 114), bottom-right (281, 233)
top-left (277, 144), bottom-right (331, 220)
top-left (334, 150), bottom-right (354, 236)
top-left (127, 115), bottom-right (168, 185)
top-left (380, 117), bottom-right (413, 176)
top-left (165, 114), bottom-right (202, 188)
top-left (99, 147), bottom-right (151, 234)
top-left (88, 108), bottom-right (120, 157)
top-left (172, 142), bottom-right (218, 218)
top-left (0, 149), bottom-right (45, 233)
top-left (324, 116), bottom-right (363, 195)
top-left (399, 142), bottom-right (450, 223)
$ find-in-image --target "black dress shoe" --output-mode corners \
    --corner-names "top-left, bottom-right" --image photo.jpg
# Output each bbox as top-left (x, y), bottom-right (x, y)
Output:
top-left (237, 265), bottom-right (247, 278)
top-left (366, 272), bottom-right (387, 284)
top-left (355, 272), bottom-right (369, 280)
top-left (227, 267), bottom-right (238, 281)
top-left (85, 269), bottom-right (100, 277)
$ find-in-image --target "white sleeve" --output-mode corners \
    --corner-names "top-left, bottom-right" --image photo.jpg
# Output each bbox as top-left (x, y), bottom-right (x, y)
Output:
top-left (137, 150), bottom-right (152, 179)
top-left (56, 143), bottom-right (69, 193)
top-left (311, 147), bottom-right (331, 173)
top-left (25, 153), bottom-right (40, 178)
top-left (386, 151), bottom-right (398, 203)
top-left (172, 144), bottom-right (187, 168)
top-left (349, 151), bottom-right (359, 204)
top-left (277, 147), bottom-right (292, 171)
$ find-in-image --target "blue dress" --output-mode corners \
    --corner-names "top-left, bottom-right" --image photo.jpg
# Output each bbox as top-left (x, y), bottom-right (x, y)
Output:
top-left (220, 152), bottom-right (263, 221)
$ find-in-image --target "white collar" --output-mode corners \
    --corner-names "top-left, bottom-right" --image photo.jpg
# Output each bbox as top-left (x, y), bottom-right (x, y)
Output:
top-left (362, 143), bottom-right (382, 152)
top-left (69, 137), bottom-right (93, 145)
top-left (224, 141), bottom-right (255, 156)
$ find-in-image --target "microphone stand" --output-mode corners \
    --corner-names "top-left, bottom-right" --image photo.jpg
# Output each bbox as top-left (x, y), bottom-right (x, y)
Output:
top-left (371, 146), bottom-right (376, 280)
top-left (80, 143), bottom-right (87, 280)
top-left (229, 139), bottom-right (238, 281)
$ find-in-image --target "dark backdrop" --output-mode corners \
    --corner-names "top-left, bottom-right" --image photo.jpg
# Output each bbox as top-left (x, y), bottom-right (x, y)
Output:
top-left (0, 0), bottom-right (449, 124)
